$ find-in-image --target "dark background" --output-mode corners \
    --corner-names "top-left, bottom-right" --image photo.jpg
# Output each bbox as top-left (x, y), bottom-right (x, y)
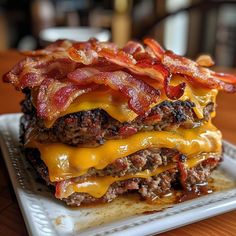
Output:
top-left (0, 0), bottom-right (236, 66)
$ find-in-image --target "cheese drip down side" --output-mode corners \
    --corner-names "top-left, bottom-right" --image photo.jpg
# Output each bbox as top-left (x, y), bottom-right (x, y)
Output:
top-left (31, 122), bottom-right (222, 182)
top-left (55, 153), bottom-right (210, 199)
top-left (44, 75), bottom-right (218, 128)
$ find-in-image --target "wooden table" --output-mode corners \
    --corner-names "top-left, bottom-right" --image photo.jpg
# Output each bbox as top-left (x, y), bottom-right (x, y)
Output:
top-left (0, 51), bottom-right (236, 236)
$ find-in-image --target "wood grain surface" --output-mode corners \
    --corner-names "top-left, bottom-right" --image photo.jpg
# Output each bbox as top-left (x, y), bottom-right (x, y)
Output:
top-left (0, 51), bottom-right (236, 236)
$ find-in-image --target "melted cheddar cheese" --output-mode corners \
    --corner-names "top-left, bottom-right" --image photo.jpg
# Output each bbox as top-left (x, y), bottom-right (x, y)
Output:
top-left (56, 154), bottom-right (208, 199)
top-left (44, 75), bottom-right (218, 128)
top-left (45, 88), bottom-right (136, 127)
top-left (30, 122), bottom-right (221, 182)
top-left (177, 83), bottom-right (217, 119)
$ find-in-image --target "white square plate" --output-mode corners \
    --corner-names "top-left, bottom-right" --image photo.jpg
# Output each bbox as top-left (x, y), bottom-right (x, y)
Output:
top-left (1, 114), bottom-right (236, 236)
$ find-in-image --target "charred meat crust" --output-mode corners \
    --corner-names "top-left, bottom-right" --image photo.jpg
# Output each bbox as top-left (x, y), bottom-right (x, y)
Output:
top-left (20, 94), bottom-right (214, 147)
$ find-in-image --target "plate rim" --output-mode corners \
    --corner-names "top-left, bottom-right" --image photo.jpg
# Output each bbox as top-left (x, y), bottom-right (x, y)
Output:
top-left (0, 113), bottom-right (57, 236)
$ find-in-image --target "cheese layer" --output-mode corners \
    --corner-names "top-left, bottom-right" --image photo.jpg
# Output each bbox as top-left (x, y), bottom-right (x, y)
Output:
top-left (56, 153), bottom-right (210, 199)
top-left (31, 122), bottom-right (222, 182)
top-left (44, 76), bottom-right (218, 128)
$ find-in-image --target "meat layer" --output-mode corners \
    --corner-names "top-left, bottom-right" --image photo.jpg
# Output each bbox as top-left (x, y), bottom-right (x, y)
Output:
top-left (62, 158), bottom-right (220, 206)
top-left (24, 148), bottom-right (220, 206)
top-left (20, 91), bottom-right (214, 147)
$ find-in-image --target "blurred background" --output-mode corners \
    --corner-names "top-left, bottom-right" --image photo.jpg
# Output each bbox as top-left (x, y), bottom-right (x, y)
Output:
top-left (0, 0), bottom-right (236, 66)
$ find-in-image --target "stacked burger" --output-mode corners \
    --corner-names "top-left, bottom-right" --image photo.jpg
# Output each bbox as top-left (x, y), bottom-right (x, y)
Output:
top-left (4, 38), bottom-right (236, 206)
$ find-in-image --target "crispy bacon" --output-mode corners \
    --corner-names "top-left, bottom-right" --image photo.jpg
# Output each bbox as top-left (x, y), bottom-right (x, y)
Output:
top-left (68, 68), bottom-right (160, 115)
top-left (98, 48), bottom-right (169, 83)
top-left (3, 57), bottom-right (34, 88)
top-left (210, 71), bottom-right (236, 84)
top-left (68, 40), bottom-right (169, 83)
top-left (195, 55), bottom-right (214, 67)
top-left (123, 41), bottom-right (145, 55)
top-left (4, 54), bottom-right (78, 89)
top-left (164, 76), bottom-right (186, 100)
top-left (71, 38), bottom-right (118, 52)
top-left (3, 38), bottom-right (236, 121)
top-left (144, 38), bottom-right (236, 92)
top-left (67, 67), bottom-right (100, 84)
top-left (87, 38), bottom-right (118, 51)
top-left (68, 47), bottom-right (98, 65)
top-left (68, 39), bottom-right (118, 65)
top-left (144, 38), bottom-right (165, 59)
top-left (163, 51), bottom-right (236, 92)
top-left (37, 78), bottom-right (97, 120)
top-left (175, 154), bottom-right (188, 189)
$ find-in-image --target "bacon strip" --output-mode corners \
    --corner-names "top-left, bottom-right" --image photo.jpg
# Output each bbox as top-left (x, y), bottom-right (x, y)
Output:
top-left (3, 57), bottom-right (34, 89)
top-left (195, 55), bottom-right (214, 67)
top-left (210, 72), bottom-right (236, 84)
top-left (164, 76), bottom-right (186, 100)
top-left (3, 38), bottom-right (236, 122)
top-left (67, 39), bottom-right (119, 65)
top-left (145, 38), bottom-right (236, 92)
top-left (144, 38), bottom-right (165, 59)
top-left (3, 53), bottom-right (78, 89)
top-left (68, 68), bottom-right (160, 115)
top-left (68, 40), bottom-right (169, 83)
top-left (71, 39), bottom-right (118, 52)
top-left (68, 47), bottom-right (98, 65)
top-left (37, 78), bottom-right (97, 120)
top-left (68, 39), bottom-right (236, 92)
top-left (98, 48), bottom-right (169, 83)
top-left (123, 41), bottom-right (145, 55)
top-left (163, 51), bottom-right (236, 92)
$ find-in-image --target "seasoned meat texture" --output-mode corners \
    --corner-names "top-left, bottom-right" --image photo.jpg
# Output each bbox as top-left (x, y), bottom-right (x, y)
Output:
top-left (24, 148), bottom-right (178, 180)
top-left (24, 148), bottom-right (220, 206)
top-left (61, 158), bottom-right (220, 206)
top-left (20, 93), bottom-right (214, 146)
top-left (64, 170), bottom-right (178, 206)
top-left (62, 158), bottom-right (218, 206)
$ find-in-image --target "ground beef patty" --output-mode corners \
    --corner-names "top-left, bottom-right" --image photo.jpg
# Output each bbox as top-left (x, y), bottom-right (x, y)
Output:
top-left (25, 147), bottom-right (179, 181)
top-left (64, 170), bottom-right (178, 206)
top-left (20, 94), bottom-right (214, 147)
top-left (64, 157), bottom-right (219, 206)
top-left (24, 148), bottom-right (220, 206)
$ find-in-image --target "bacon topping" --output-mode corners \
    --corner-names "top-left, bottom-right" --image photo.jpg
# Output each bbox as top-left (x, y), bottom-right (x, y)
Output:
top-left (162, 51), bottom-right (236, 92)
top-left (144, 39), bottom-right (236, 92)
top-left (97, 48), bottom-right (169, 83)
top-left (3, 37), bottom-right (236, 121)
top-left (3, 54), bottom-right (78, 90)
top-left (175, 154), bottom-right (188, 189)
top-left (37, 78), bottom-right (97, 120)
top-left (68, 68), bottom-right (160, 115)
top-left (144, 38), bottom-right (165, 59)
top-left (196, 55), bottom-right (214, 67)
top-left (164, 76), bottom-right (186, 100)
top-left (123, 41), bottom-right (145, 55)
top-left (68, 47), bottom-right (98, 65)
